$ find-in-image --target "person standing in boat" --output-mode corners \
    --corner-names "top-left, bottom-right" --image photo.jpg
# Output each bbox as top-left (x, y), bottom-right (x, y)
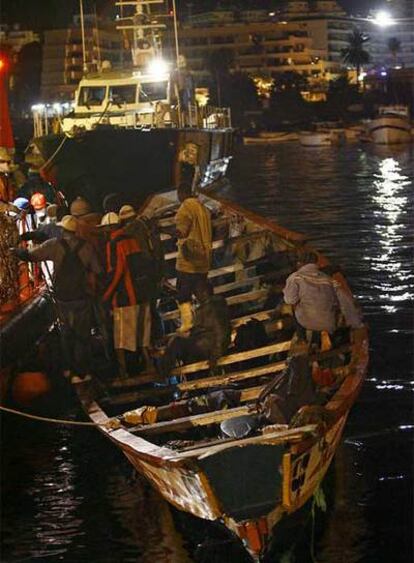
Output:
top-left (70, 196), bottom-right (102, 255)
top-left (283, 251), bottom-right (362, 348)
top-left (102, 207), bottom-right (154, 377)
top-left (121, 206), bottom-right (165, 342)
top-left (175, 183), bottom-right (212, 333)
top-left (11, 215), bottom-right (102, 382)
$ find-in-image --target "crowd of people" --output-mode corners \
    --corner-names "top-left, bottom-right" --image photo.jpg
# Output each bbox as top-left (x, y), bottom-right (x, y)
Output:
top-left (1, 157), bottom-right (363, 384)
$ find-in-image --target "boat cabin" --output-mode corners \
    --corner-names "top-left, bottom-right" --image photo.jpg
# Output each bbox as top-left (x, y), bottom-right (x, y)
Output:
top-left (62, 70), bottom-right (172, 133)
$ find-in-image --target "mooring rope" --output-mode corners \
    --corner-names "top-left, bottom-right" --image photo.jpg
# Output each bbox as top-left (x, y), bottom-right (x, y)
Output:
top-left (0, 404), bottom-right (120, 429)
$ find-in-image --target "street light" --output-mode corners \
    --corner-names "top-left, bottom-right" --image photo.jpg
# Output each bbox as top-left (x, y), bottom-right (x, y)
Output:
top-left (372, 11), bottom-right (395, 27)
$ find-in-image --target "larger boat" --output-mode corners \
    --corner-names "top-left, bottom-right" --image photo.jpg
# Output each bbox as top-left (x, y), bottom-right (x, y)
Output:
top-left (368, 105), bottom-right (412, 145)
top-left (74, 190), bottom-right (368, 561)
top-left (26, 0), bottom-right (233, 208)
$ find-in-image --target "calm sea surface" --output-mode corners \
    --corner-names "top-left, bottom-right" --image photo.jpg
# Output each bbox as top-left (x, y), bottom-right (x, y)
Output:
top-left (1, 142), bottom-right (413, 562)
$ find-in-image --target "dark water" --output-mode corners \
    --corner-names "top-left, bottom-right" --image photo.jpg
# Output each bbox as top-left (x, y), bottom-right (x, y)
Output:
top-left (1, 143), bottom-right (413, 562)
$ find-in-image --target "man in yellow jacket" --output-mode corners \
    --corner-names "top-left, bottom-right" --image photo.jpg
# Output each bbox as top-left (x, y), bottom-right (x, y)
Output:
top-left (175, 182), bottom-right (212, 332)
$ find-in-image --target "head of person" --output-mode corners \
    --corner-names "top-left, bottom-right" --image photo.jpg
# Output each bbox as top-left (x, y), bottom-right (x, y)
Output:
top-left (31, 192), bottom-right (47, 219)
top-left (70, 196), bottom-right (92, 219)
top-left (118, 204), bottom-right (136, 224)
top-left (102, 192), bottom-right (123, 214)
top-left (0, 148), bottom-right (12, 174)
top-left (177, 182), bottom-right (193, 203)
top-left (13, 197), bottom-right (30, 212)
top-left (297, 250), bottom-right (318, 269)
top-left (57, 215), bottom-right (78, 235)
top-left (194, 280), bottom-right (213, 303)
top-left (99, 212), bottom-right (120, 234)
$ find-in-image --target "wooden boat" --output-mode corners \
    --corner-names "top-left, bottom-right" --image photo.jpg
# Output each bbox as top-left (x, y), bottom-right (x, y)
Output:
top-left (243, 132), bottom-right (298, 145)
top-left (74, 191), bottom-right (368, 561)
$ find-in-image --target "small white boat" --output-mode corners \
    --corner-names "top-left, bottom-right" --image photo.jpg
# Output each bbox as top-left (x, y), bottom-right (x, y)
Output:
top-left (369, 105), bottom-right (412, 145)
top-left (243, 132), bottom-right (298, 145)
top-left (299, 131), bottom-right (334, 147)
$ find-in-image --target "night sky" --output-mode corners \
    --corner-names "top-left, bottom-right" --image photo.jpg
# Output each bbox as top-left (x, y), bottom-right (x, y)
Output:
top-left (0, 0), bottom-right (382, 30)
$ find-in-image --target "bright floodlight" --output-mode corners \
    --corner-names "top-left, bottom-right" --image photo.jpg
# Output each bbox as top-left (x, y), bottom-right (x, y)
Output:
top-left (147, 58), bottom-right (169, 79)
top-left (373, 11), bottom-right (394, 27)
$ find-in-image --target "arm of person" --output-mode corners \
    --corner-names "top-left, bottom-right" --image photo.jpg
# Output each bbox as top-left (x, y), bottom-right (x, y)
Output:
top-left (102, 241), bottom-right (124, 302)
top-left (11, 238), bottom-right (59, 262)
top-left (20, 230), bottom-right (49, 243)
top-left (333, 282), bottom-right (364, 328)
top-left (283, 273), bottom-right (300, 305)
top-left (175, 204), bottom-right (192, 239)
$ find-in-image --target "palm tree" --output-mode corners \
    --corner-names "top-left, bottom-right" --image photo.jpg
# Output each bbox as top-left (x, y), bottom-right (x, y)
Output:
top-left (387, 37), bottom-right (401, 66)
top-left (341, 30), bottom-right (370, 88)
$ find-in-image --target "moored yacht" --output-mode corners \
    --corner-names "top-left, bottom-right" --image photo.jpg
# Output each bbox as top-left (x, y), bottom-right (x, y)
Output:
top-left (369, 105), bottom-right (411, 145)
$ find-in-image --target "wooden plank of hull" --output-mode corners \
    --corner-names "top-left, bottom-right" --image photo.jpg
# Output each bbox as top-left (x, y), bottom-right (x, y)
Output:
top-left (172, 340), bottom-right (291, 377)
top-left (132, 405), bottom-right (255, 435)
top-left (161, 288), bottom-right (269, 320)
top-left (177, 360), bottom-right (287, 392)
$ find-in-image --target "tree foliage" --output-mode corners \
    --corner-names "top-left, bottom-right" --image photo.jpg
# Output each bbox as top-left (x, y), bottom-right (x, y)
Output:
top-left (341, 30), bottom-right (370, 77)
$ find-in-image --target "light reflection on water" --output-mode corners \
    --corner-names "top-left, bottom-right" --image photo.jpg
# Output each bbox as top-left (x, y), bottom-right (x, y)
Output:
top-left (1, 143), bottom-right (413, 563)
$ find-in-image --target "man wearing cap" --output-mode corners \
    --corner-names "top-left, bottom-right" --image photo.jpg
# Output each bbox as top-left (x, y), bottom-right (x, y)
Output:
top-left (11, 215), bottom-right (102, 381)
top-left (70, 196), bottom-right (102, 254)
top-left (103, 207), bottom-right (154, 377)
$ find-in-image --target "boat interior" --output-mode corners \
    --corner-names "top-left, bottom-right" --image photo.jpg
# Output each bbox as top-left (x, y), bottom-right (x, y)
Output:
top-left (83, 190), bottom-right (366, 458)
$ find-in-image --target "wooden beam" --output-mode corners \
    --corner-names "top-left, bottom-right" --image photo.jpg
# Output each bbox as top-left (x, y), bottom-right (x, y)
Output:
top-left (177, 359), bottom-right (287, 392)
top-left (172, 340), bottom-right (291, 376)
top-left (173, 425), bottom-right (318, 460)
top-left (164, 230), bottom-right (269, 261)
top-left (161, 288), bottom-right (269, 320)
top-left (132, 405), bottom-right (254, 435)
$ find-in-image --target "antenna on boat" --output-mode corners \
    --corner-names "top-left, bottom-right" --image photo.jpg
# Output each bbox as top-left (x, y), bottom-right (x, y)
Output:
top-left (79, 0), bottom-right (88, 73)
top-left (171, 0), bottom-right (180, 66)
top-left (115, 0), bottom-right (166, 68)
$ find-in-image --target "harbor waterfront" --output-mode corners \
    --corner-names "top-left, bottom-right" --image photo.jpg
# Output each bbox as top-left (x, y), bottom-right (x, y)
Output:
top-left (1, 142), bottom-right (413, 562)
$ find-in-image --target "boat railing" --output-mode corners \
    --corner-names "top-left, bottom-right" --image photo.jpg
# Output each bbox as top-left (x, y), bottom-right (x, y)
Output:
top-left (31, 100), bottom-right (232, 137)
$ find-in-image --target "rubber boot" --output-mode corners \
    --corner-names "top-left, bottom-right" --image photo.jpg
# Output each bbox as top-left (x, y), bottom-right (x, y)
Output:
top-left (177, 302), bottom-right (193, 334)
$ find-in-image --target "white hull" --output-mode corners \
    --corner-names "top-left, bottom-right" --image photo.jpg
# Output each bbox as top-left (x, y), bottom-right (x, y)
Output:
top-left (299, 131), bottom-right (333, 147)
top-left (369, 116), bottom-right (411, 145)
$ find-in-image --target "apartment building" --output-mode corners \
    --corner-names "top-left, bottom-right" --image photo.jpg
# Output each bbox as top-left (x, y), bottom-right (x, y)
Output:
top-left (166, 1), bottom-right (355, 96)
top-left (0, 24), bottom-right (40, 53)
top-left (41, 15), bottom-right (125, 102)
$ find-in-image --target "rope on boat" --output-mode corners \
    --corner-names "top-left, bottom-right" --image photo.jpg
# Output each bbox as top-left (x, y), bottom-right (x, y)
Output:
top-left (0, 404), bottom-right (120, 429)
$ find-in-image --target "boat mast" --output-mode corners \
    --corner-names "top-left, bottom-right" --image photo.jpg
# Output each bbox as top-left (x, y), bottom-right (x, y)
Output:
top-left (115, 0), bottom-right (167, 68)
top-left (79, 0), bottom-right (88, 73)
top-left (171, 0), bottom-right (180, 66)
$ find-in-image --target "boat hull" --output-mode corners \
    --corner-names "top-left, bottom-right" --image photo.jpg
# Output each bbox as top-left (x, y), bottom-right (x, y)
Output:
top-left (369, 117), bottom-right (412, 144)
top-left (26, 127), bottom-right (233, 207)
top-left (299, 132), bottom-right (333, 147)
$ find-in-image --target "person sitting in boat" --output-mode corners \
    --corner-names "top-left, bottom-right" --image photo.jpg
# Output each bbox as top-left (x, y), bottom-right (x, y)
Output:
top-left (175, 182), bottom-right (212, 333)
top-left (10, 215), bottom-right (102, 382)
top-left (157, 280), bottom-right (231, 380)
top-left (283, 250), bottom-right (363, 349)
top-left (102, 208), bottom-right (154, 377)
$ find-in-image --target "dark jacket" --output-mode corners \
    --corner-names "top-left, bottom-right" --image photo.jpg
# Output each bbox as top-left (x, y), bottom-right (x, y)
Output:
top-left (191, 294), bottom-right (231, 361)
